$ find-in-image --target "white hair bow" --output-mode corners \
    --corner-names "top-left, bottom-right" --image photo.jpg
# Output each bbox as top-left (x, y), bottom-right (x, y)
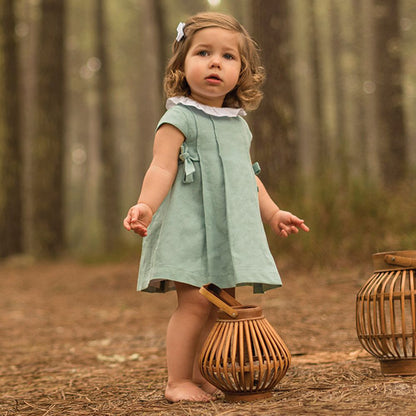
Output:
top-left (176, 22), bottom-right (186, 42)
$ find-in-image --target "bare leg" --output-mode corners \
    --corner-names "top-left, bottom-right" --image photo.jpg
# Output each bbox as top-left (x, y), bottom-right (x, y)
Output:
top-left (192, 306), bottom-right (218, 394)
top-left (165, 282), bottom-right (217, 402)
top-left (193, 287), bottom-right (235, 395)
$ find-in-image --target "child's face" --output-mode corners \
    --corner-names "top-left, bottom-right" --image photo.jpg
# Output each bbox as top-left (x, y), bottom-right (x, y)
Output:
top-left (184, 27), bottom-right (241, 107)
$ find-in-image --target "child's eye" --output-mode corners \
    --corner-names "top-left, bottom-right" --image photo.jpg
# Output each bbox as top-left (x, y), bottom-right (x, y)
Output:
top-left (197, 50), bottom-right (209, 57)
top-left (224, 53), bottom-right (235, 60)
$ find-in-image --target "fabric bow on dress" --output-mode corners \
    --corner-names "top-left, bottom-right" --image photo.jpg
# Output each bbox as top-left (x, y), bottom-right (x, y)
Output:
top-left (179, 143), bottom-right (199, 183)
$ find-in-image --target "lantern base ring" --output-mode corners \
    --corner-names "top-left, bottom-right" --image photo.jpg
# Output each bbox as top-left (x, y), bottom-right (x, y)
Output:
top-left (380, 358), bottom-right (416, 376)
top-left (224, 391), bottom-right (273, 402)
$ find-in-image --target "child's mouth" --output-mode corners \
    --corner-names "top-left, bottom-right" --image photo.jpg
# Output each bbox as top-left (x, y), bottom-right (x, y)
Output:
top-left (206, 75), bottom-right (222, 84)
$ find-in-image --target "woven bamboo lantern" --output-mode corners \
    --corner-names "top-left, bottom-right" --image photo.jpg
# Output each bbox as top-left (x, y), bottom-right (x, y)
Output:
top-left (356, 251), bottom-right (416, 375)
top-left (199, 284), bottom-right (291, 401)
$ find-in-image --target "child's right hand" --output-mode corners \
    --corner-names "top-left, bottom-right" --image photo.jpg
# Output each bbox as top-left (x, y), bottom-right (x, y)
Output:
top-left (123, 203), bottom-right (153, 237)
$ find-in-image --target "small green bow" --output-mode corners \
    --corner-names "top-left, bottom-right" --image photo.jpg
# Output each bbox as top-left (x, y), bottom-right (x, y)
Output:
top-left (179, 143), bottom-right (199, 183)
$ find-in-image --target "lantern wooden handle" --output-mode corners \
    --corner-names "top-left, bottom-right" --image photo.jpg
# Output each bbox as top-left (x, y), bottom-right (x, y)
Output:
top-left (384, 254), bottom-right (416, 268)
top-left (199, 283), bottom-right (241, 318)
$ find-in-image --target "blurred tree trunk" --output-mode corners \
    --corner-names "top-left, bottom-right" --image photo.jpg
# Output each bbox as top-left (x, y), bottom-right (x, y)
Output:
top-left (136, 0), bottom-right (163, 183)
top-left (374, 0), bottom-right (406, 187)
top-left (96, 0), bottom-right (119, 252)
top-left (153, 0), bottom-right (166, 101)
top-left (345, 0), bottom-right (365, 184)
top-left (0, 0), bottom-right (22, 257)
top-left (313, 0), bottom-right (338, 179)
top-left (289, 0), bottom-right (319, 189)
top-left (19, 0), bottom-right (39, 255)
top-left (401, 0), bottom-right (416, 174)
top-left (329, 0), bottom-right (347, 183)
top-left (251, 0), bottom-right (297, 191)
top-left (360, 0), bottom-right (380, 185)
top-left (32, 0), bottom-right (66, 257)
top-left (310, 0), bottom-right (325, 173)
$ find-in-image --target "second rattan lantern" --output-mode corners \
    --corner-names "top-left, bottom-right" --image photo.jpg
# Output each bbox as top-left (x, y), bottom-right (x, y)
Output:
top-left (356, 250), bottom-right (416, 375)
top-left (199, 284), bottom-right (291, 401)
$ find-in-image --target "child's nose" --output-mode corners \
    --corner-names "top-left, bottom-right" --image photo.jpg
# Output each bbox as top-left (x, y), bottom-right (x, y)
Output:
top-left (209, 55), bottom-right (221, 68)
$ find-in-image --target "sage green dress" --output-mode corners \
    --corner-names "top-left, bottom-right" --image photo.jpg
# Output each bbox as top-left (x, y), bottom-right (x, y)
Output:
top-left (138, 97), bottom-right (281, 294)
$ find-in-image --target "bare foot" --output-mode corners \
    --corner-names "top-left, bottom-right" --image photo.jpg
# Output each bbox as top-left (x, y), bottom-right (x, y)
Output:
top-left (165, 381), bottom-right (215, 403)
top-left (199, 380), bottom-right (222, 397)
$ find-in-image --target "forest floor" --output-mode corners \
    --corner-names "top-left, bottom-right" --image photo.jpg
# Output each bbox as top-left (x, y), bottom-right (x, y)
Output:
top-left (1, 258), bottom-right (416, 415)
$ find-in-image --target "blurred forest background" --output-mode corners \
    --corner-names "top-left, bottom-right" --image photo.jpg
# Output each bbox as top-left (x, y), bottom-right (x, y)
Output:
top-left (0, 0), bottom-right (415, 266)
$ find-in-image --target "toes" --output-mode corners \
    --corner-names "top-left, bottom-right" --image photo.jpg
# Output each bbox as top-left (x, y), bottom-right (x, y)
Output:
top-left (165, 383), bottom-right (216, 403)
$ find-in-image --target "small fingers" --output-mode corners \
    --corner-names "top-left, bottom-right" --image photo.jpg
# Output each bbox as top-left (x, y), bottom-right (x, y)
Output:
top-left (279, 223), bottom-right (304, 237)
top-left (294, 218), bottom-right (310, 232)
top-left (300, 222), bottom-right (310, 232)
top-left (136, 227), bottom-right (148, 237)
top-left (130, 222), bottom-right (148, 237)
top-left (288, 216), bottom-right (310, 233)
top-left (278, 224), bottom-right (290, 237)
top-left (129, 208), bottom-right (137, 223)
top-left (123, 208), bottom-right (140, 232)
top-left (123, 215), bottom-right (132, 231)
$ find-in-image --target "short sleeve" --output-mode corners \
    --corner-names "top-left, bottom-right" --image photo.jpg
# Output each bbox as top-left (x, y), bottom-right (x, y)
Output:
top-left (156, 104), bottom-right (196, 140)
top-left (239, 116), bottom-right (253, 144)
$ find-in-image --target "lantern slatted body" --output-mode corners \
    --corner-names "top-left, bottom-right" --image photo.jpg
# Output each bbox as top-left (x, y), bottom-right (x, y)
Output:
top-left (356, 251), bottom-right (416, 375)
top-left (199, 284), bottom-right (291, 401)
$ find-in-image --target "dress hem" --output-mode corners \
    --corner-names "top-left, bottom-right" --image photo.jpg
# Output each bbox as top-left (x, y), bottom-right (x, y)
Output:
top-left (137, 275), bottom-right (282, 294)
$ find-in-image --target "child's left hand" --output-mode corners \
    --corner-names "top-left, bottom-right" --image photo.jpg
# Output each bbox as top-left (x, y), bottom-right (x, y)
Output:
top-left (269, 210), bottom-right (310, 238)
top-left (123, 203), bottom-right (153, 237)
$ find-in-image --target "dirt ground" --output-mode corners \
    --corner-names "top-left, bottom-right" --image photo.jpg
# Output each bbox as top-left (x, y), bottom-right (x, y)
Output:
top-left (1, 258), bottom-right (416, 415)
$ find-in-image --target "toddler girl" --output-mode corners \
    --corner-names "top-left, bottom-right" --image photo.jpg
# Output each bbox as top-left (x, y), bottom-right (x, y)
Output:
top-left (123, 12), bottom-right (309, 403)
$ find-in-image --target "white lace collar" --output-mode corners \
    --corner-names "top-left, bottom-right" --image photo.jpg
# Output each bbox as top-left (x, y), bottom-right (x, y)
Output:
top-left (166, 96), bottom-right (246, 118)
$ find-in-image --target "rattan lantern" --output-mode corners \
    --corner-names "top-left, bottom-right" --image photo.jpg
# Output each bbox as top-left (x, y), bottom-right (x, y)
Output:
top-left (356, 251), bottom-right (416, 375)
top-left (199, 284), bottom-right (291, 401)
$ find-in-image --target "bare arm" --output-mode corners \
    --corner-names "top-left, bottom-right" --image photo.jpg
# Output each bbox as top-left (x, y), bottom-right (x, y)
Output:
top-left (255, 176), bottom-right (309, 237)
top-left (256, 176), bottom-right (280, 224)
top-left (123, 124), bottom-right (184, 236)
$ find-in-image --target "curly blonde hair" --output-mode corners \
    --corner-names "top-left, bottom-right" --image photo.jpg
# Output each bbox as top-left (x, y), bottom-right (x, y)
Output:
top-left (164, 12), bottom-right (265, 111)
